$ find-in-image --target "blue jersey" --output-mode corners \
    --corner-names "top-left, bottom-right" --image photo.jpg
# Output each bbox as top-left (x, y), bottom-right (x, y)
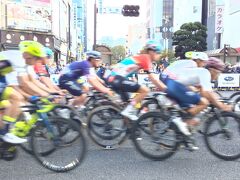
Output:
top-left (0, 76), bottom-right (7, 94)
top-left (61, 60), bottom-right (91, 80)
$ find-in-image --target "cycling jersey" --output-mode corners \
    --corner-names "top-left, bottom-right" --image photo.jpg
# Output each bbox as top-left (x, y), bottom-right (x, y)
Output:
top-left (61, 60), bottom-right (93, 80)
top-left (163, 60), bottom-right (197, 80)
top-left (0, 76), bottom-right (7, 94)
top-left (163, 60), bottom-right (212, 91)
top-left (34, 62), bottom-right (50, 77)
top-left (110, 54), bottom-right (152, 78)
top-left (59, 60), bottom-right (96, 96)
top-left (161, 60), bottom-right (202, 108)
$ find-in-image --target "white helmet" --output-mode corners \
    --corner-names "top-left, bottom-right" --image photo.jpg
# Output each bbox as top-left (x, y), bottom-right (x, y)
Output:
top-left (192, 52), bottom-right (208, 61)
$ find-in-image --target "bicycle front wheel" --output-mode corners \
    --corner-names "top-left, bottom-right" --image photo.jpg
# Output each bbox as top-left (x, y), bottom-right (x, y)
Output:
top-left (30, 117), bottom-right (86, 172)
top-left (132, 111), bottom-right (178, 161)
top-left (204, 111), bottom-right (240, 161)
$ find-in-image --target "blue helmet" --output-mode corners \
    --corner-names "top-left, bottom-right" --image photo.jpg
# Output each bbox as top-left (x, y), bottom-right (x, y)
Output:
top-left (45, 47), bottom-right (53, 58)
top-left (144, 40), bottom-right (162, 53)
top-left (86, 50), bottom-right (101, 60)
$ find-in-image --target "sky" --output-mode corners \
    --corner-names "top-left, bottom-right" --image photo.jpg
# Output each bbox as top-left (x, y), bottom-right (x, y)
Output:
top-left (87, 0), bottom-right (146, 49)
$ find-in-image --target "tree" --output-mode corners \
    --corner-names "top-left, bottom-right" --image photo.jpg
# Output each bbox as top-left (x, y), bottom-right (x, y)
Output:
top-left (111, 45), bottom-right (126, 64)
top-left (172, 22), bottom-right (207, 59)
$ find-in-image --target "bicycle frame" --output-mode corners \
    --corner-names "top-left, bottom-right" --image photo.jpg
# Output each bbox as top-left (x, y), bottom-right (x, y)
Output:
top-left (11, 99), bottom-right (57, 138)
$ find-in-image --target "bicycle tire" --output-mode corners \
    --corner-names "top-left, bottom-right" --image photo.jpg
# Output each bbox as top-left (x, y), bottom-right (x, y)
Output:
top-left (132, 111), bottom-right (178, 161)
top-left (31, 117), bottom-right (86, 172)
top-left (229, 91), bottom-right (240, 100)
top-left (204, 111), bottom-right (240, 161)
top-left (16, 114), bottom-right (56, 156)
top-left (87, 104), bottom-right (128, 148)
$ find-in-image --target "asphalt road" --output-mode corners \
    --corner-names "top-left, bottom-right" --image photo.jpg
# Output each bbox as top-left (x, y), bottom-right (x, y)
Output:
top-left (1, 91), bottom-right (240, 180)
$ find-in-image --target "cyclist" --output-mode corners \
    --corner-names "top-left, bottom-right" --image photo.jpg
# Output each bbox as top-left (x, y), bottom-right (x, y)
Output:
top-left (18, 41), bottom-right (60, 97)
top-left (104, 40), bottom-right (167, 120)
top-left (0, 54), bottom-right (27, 144)
top-left (34, 47), bottom-right (63, 93)
top-left (59, 50), bottom-right (112, 107)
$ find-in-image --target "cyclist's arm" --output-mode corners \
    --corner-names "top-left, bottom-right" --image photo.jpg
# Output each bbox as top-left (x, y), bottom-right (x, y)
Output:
top-left (18, 75), bottom-right (49, 96)
top-left (201, 90), bottom-right (231, 111)
top-left (28, 74), bottom-right (56, 93)
top-left (10, 85), bottom-right (32, 99)
top-left (88, 76), bottom-right (111, 94)
top-left (95, 75), bottom-right (105, 85)
top-left (148, 73), bottom-right (167, 91)
top-left (39, 76), bottom-right (61, 91)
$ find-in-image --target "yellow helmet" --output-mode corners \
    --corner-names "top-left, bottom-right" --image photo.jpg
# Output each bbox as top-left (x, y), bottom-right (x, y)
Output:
top-left (19, 41), bottom-right (46, 58)
top-left (0, 54), bottom-right (13, 75)
top-left (185, 51), bottom-right (193, 59)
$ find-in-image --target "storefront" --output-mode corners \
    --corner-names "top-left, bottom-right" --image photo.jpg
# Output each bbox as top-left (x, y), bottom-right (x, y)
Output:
top-left (0, 30), bottom-right (54, 51)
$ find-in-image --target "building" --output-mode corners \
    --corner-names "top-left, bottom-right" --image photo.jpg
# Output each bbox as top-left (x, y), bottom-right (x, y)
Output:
top-left (127, 24), bottom-right (147, 55)
top-left (0, 0), bottom-right (74, 65)
top-left (146, 0), bottom-right (164, 48)
top-left (206, 0), bottom-right (240, 64)
top-left (146, 0), bottom-right (202, 51)
top-left (72, 0), bottom-right (87, 60)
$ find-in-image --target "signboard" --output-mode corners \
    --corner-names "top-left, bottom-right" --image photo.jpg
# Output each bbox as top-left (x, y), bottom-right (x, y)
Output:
top-left (217, 74), bottom-right (240, 87)
top-left (6, 3), bottom-right (51, 32)
top-left (215, 5), bottom-right (224, 33)
top-left (138, 74), bottom-right (158, 88)
top-left (50, 74), bottom-right (60, 85)
top-left (101, 7), bottom-right (122, 14)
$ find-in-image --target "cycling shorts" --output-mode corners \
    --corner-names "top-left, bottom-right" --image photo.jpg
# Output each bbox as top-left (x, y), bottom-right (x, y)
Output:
top-left (59, 75), bottom-right (83, 96)
top-left (164, 78), bottom-right (201, 108)
top-left (107, 75), bottom-right (141, 102)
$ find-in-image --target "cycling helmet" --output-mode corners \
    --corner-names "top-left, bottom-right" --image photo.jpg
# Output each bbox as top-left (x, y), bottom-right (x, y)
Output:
top-left (192, 52), bottom-right (208, 61)
top-left (44, 47), bottom-right (53, 58)
top-left (19, 41), bottom-right (46, 58)
top-left (144, 40), bottom-right (163, 53)
top-left (205, 57), bottom-right (225, 71)
top-left (0, 54), bottom-right (13, 75)
top-left (86, 51), bottom-right (101, 60)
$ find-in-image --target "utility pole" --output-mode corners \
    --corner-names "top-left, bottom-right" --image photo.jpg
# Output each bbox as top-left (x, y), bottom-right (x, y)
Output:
top-left (93, 0), bottom-right (97, 50)
top-left (201, 0), bottom-right (208, 26)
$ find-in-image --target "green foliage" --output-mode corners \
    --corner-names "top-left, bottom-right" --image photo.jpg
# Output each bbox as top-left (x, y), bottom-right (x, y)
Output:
top-left (111, 45), bottom-right (126, 63)
top-left (160, 50), bottom-right (177, 64)
top-left (172, 22), bottom-right (207, 58)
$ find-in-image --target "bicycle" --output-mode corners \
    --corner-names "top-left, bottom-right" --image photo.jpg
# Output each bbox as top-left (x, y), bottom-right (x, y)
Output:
top-left (131, 94), bottom-right (240, 161)
top-left (7, 96), bottom-right (86, 172)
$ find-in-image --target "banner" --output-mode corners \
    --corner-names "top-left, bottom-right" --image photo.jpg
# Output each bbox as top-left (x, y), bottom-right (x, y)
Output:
top-left (50, 74), bottom-right (60, 85)
top-left (215, 5), bottom-right (224, 33)
top-left (217, 74), bottom-right (240, 87)
top-left (6, 3), bottom-right (51, 32)
top-left (138, 74), bottom-right (158, 88)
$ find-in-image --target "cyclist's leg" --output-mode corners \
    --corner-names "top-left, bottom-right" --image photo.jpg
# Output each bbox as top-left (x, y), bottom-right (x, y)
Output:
top-left (2, 87), bottom-right (24, 121)
top-left (108, 75), bottom-right (149, 120)
top-left (0, 99), bottom-right (26, 144)
top-left (59, 77), bottom-right (86, 106)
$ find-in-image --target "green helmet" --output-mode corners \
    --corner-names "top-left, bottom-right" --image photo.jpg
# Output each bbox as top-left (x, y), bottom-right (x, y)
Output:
top-left (19, 41), bottom-right (46, 58)
top-left (0, 54), bottom-right (13, 75)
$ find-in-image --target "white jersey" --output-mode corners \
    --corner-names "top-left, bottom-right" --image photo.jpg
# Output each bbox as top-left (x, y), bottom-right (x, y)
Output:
top-left (164, 60), bottom-right (212, 91)
top-left (164, 60), bottom-right (197, 79)
top-left (0, 50), bottom-right (37, 85)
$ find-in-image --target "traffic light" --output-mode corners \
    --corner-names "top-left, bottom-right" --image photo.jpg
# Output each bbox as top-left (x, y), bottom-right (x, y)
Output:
top-left (122, 5), bottom-right (140, 17)
top-left (223, 44), bottom-right (230, 63)
top-left (224, 44), bottom-right (230, 57)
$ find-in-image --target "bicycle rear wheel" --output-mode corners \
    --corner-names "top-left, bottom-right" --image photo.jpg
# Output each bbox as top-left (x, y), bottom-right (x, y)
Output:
top-left (87, 105), bottom-right (128, 149)
top-left (31, 117), bottom-right (86, 172)
top-left (132, 111), bottom-right (178, 161)
top-left (204, 111), bottom-right (240, 161)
